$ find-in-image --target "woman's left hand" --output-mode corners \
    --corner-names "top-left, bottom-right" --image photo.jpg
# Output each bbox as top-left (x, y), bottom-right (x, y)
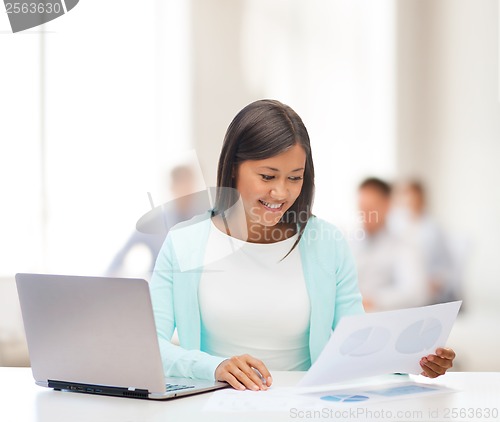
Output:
top-left (420, 347), bottom-right (455, 378)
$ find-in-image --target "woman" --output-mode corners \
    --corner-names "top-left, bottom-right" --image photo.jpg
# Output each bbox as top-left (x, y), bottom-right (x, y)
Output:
top-left (150, 99), bottom-right (455, 391)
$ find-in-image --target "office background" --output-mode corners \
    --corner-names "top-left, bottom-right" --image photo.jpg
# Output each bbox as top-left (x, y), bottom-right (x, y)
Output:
top-left (1, 0), bottom-right (499, 370)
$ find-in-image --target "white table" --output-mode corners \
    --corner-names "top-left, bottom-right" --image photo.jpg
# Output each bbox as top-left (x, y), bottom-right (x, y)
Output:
top-left (1, 368), bottom-right (499, 422)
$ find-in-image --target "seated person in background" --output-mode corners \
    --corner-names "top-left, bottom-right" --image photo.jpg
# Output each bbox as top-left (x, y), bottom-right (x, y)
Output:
top-left (106, 165), bottom-right (202, 280)
top-left (389, 180), bottom-right (456, 304)
top-left (351, 177), bottom-right (429, 311)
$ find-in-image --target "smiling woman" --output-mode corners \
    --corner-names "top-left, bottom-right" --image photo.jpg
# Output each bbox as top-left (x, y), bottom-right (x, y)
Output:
top-left (212, 100), bottom-right (314, 248)
top-left (149, 99), bottom-right (456, 392)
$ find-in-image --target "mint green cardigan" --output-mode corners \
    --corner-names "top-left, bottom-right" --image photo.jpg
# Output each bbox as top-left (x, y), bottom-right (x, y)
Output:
top-left (149, 212), bottom-right (364, 380)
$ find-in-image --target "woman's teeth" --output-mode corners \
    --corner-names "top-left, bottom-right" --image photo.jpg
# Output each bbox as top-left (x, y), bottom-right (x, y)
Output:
top-left (259, 200), bottom-right (283, 209)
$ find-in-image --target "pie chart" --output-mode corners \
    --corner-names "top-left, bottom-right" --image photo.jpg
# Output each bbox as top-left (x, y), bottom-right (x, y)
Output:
top-left (395, 318), bottom-right (442, 354)
top-left (320, 394), bottom-right (369, 402)
top-left (339, 326), bottom-right (391, 357)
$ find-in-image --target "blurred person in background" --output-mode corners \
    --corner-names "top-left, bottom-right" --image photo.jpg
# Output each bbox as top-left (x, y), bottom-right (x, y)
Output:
top-left (351, 177), bottom-right (429, 311)
top-left (106, 165), bottom-right (206, 280)
top-left (389, 180), bottom-right (458, 304)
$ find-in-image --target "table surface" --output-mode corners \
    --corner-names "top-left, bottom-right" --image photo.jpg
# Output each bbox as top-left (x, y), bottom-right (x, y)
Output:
top-left (1, 368), bottom-right (499, 422)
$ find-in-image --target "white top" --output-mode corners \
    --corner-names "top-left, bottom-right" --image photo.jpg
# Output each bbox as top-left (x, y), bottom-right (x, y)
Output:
top-left (198, 220), bottom-right (311, 371)
top-left (351, 228), bottom-right (429, 311)
top-left (389, 209), bottom-right (456, 302)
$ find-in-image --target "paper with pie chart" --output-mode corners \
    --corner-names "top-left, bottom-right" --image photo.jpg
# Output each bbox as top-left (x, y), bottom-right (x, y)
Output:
top-left (298, 301), bottom-right (462, 387)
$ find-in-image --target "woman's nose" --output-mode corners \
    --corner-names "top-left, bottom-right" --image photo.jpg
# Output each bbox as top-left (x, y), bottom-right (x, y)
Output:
top-left (270, 181), bottom-right (287, 199)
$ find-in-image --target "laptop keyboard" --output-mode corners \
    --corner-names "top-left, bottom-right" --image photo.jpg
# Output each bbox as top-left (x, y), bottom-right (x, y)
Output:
top-left (165, 383), bottom-right (195, 392)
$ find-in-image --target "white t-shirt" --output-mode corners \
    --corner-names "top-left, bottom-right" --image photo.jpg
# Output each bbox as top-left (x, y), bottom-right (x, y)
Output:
top-left (351, 228), bottom-right (428, 310)
top-left (198, 220), bottom-right (311, 371)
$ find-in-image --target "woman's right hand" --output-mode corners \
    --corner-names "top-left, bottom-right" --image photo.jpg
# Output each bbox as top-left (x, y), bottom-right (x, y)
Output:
top-left (214, 354), bottom-right (272, 391)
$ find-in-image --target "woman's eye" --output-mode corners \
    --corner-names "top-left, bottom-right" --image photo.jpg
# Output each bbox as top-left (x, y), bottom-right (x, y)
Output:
top-left (260, 174), bottom-right (274, 181)
top-left (289, 176), bottom-right (304, 182)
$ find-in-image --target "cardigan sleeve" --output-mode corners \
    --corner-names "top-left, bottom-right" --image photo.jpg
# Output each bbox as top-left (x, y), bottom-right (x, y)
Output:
top-left (149, 233), bottom-right (227, 381)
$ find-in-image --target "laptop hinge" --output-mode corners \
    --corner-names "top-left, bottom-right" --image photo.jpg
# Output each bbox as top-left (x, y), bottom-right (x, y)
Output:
top-left (48, 379), bottom-right (149, 399)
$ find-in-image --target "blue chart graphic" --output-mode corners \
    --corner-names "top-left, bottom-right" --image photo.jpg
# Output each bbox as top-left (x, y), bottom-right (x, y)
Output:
top-left (339, 326), bottom-right (391, 356)
top-left (320, 394), bottom-right (369, 402)
top-left (395, 318), bottom-right (442, 354)
top-left (367, 384), bottom-right (438, 397)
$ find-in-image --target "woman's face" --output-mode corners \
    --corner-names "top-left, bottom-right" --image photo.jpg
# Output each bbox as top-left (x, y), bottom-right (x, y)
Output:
top-left (235, 144), bottom-right (306, 231)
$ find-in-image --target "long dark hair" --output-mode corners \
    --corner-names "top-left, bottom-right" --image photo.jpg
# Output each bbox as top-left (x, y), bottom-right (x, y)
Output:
top-left (213, 99), bottom-right (315, 255)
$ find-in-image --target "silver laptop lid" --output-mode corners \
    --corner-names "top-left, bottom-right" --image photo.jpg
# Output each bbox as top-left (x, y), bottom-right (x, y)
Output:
top-left (15, 274), bottom-right (166, 394)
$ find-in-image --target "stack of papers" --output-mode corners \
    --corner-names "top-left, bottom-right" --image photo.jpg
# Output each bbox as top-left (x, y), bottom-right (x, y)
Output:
top-left (299, 301), bottom-right (462, 387)
top-left (204, 302), bottom-right (461, 412)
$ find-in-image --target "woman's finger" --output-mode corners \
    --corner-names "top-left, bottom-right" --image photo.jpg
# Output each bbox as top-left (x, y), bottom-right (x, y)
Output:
top-left (420, 361), bottom-right (440, 378)
top-left (426, 354), bottom-right (453, 369)
top-left (215, 359), bottom-right (255, 390)
top-left (221, 371), bottom-right (246, 390)
top-left (243, 355), bottom-right (273, 387)
top-left (436, 347), bottom-right (455, 360)
top-left (233, 367), bottom-right (262, 390)
top-left (233, 356), bottom-right (269, 390)
top-left (420, 357), bottom-right (445, 377)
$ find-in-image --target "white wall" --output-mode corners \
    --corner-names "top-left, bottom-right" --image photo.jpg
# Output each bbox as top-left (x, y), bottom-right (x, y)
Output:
top-left (191, 0), bottom-right (397, 231)
top-left (0, 0), bottom-right (193, 277)
top-left (397, 0), bottom-right (500, 370)
top-left (0, 0), bottom-right (194, 365)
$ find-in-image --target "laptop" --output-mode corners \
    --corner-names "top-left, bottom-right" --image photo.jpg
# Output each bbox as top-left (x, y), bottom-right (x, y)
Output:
top-left (15, 273), bottom-right (229, 400)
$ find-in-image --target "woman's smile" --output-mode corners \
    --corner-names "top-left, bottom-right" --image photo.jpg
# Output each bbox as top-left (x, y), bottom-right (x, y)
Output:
top-left (235, 144), bottom-right (306, 234)
top-left (258, 199), bottom-right (285, 212)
